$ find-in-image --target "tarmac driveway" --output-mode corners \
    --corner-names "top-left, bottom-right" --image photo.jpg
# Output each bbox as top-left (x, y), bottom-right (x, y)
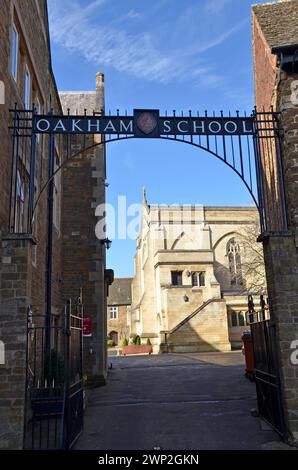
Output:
top-left (76, 352), bottom-right (281, 450)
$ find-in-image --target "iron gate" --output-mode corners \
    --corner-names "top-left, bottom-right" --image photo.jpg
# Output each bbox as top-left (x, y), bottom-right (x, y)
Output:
top-left (24, 299), bottom-right (83, 449)
top-left (251, 318), bottom-right (287, 438)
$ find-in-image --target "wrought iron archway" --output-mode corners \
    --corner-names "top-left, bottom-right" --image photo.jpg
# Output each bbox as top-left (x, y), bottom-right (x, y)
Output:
top-left (9, 106), bottom-right (288, 235)
top-left (9, 105), bottom-right (289, 448)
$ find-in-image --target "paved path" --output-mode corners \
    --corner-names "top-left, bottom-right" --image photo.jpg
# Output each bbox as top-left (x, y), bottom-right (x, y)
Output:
top-left (77, 352), bottom-right (280, 450)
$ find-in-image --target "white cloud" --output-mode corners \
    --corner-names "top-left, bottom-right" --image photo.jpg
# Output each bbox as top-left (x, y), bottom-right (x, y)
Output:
top-left (48, 0), bottom-right (245, 86)
top-left (126, 9), bottom-right (141, 20)
top-left (205, 0), bottom-right (235, 15)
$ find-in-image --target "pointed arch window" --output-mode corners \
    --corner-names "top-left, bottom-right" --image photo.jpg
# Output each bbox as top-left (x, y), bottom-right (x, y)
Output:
top-left (227, 238), bottom-right (243, 286)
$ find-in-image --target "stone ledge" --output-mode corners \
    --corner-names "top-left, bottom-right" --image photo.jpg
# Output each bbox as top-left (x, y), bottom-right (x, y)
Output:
top-left (2, 234), bottom-right (37, 245)
top-left (257, 231), bottom-right (293, 242)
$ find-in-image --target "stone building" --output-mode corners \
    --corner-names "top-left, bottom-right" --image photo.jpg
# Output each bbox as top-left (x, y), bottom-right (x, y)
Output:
top-left (0, 0), bottom-right (63, 450)
top-left (107, 278), bottom-right (132, 345)
top-left (131, 196), bottom-right (265, 353)
top-left (0, 1), bottom-right (108, 449)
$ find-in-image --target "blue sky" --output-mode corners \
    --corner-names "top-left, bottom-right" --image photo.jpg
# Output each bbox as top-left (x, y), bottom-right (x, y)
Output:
top-left (48, 0), bottom-right (273, 277)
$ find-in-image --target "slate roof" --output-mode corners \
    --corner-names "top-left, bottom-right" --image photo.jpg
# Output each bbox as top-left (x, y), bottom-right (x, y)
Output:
top-left (252, 1), bottom-right (298, 49)
top-left (107, 278), bottom-right (133, 306)
top-left (59, 92), bottom-right (96, 115)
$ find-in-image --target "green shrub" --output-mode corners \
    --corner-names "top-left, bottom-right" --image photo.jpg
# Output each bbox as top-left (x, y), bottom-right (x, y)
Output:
top-left (107, 339), bottom-right (115, 348)
top-left (121, 338), bottom-right (129, 347)
top-left (131, 334), bottom-right (139, 345)
top-left (146, 338), bottom-right (152, 346)
top-left (136, 336), bottom-right (141, 345)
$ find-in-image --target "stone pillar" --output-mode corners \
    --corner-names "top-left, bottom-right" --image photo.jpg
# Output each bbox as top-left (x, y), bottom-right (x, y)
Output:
top-left (261, 233), bottom-right (298, 443)
top-left (0, 235), bottom-right (34, 449)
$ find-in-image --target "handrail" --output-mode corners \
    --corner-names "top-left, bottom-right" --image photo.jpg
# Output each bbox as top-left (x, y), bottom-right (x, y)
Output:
top-left (168, 298), bottom-right (223, 336)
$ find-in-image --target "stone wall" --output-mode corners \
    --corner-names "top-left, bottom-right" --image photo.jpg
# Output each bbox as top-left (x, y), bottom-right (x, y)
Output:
top-left (0, 0), bottom-right (62, 449)
top-left (0, 235), bottom-right (34, 449)
top-left (59, 74), bottom-right (107, 384)
top-left (107, 305), bottom-right (130, 344)
top-left (253, 0), bottom-right (298, 443)
top-left (167, 300), bottom-right (230, 353)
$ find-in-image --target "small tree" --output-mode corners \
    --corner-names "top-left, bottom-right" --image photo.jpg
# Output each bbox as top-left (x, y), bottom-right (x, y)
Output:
top-left (146, 338), bottom-right (152, 346)
top-left (239, 220), bottom-right (267, 294)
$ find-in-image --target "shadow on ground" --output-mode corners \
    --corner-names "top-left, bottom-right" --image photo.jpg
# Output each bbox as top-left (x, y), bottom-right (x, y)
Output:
top-left (76, 352), bottom-right (282, 450)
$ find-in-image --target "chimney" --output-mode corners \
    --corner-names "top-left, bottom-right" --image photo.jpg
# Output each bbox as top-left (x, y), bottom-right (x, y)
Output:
top-left (96, 72), bottom-right (105, 115)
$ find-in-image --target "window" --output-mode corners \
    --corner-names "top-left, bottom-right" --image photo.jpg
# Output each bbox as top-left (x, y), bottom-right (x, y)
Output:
top-left (109, 306), bottom-right (118, 320)
top-left (15, 169), bottom-right (26, 232)
top-left (171, 271), bottom-right (183, 286)
top-left (24, 65), bottom-right (31, 109)
top-left (199, 272), bottom-right (205, 287)
top-left (227, 238), bottom-right (243, 286)
top-left (192, 272), bottom-right (205, 287)
top-left (231, 312), bottom-right (238, 327)
top-left (35, 98), bottom-right (41, 143)
top-left (191, 272), bottom-right (198, 286)
top-left (239, 311), bottom-right (246, 327)
top-left (11, 24), bottom-right (19, 81)
top-left (229, 310), bottom-right (247, 328)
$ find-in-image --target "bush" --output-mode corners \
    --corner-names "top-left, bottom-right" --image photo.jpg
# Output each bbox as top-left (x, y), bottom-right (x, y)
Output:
top-left (130, 334), bottom-right (139, 345)
top-left (146, 338), bottom-right (152, 346)
top-left (136, 336), bottom-right (141, 345)
top-left (107, 339), bottom-right (115, 348)
top-left (121, 338), bottom-right (129, 347)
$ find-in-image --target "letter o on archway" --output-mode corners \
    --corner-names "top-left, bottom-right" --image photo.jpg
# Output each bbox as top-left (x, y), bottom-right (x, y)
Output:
top-left (36, 119), bottom-right (50, 132)
top-left (209, 121), bottom-right (221, 134)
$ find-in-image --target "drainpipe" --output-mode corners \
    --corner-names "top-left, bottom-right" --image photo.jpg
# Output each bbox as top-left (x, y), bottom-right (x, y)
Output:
top-left (45, 131), bottom-right (55, 356)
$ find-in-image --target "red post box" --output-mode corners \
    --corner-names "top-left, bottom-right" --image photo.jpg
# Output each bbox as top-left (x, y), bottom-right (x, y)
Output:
top-left (83, 316), bottom-right (92, 337)
top-left (242, 332), bottom-right (255, 381)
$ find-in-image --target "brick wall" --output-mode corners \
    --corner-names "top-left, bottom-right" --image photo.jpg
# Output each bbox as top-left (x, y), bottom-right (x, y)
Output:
top-left (60, 74), bottom-right (107, 384)
top-left (0, 0), bottom-right (63, 449)
top-left (252, 12), bottom-right (277, 111)
top-left (0, 235), bottom-right (34, 449)
top-left (107, 305), bottom-right (130, 344)
top-left (253, 1), bottom-right (298, 443)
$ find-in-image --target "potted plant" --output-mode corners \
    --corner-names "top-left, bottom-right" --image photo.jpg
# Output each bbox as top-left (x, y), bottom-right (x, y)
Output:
top-left (122, 335), bottom-right (153, 356)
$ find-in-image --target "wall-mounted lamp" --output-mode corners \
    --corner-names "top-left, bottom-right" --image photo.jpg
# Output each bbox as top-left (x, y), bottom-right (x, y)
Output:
top-left (186, 270), bottom-right (191, 277)
top-left (184, 295), bottom-right (189, 302)
top-left (101, 238), bottom-right (112, 250)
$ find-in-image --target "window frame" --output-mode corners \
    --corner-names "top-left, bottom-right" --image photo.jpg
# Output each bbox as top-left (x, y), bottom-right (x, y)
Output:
top-left (11, 23), bottom-right (19, 82)
top-left (109, 306), bottom-right (118, 320)
top-left (35, 97), bottom-right (41, 143)
top-left (227, 238), bottom-right (243, 286)
top-left (24, 64), bottom-right (31, 109)
top-left (171, 271), bottom-right (183, 286)
top-left (191, 272), bottom-right (198, 287)
top-left (199, 272), bottom-right (205, 287)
